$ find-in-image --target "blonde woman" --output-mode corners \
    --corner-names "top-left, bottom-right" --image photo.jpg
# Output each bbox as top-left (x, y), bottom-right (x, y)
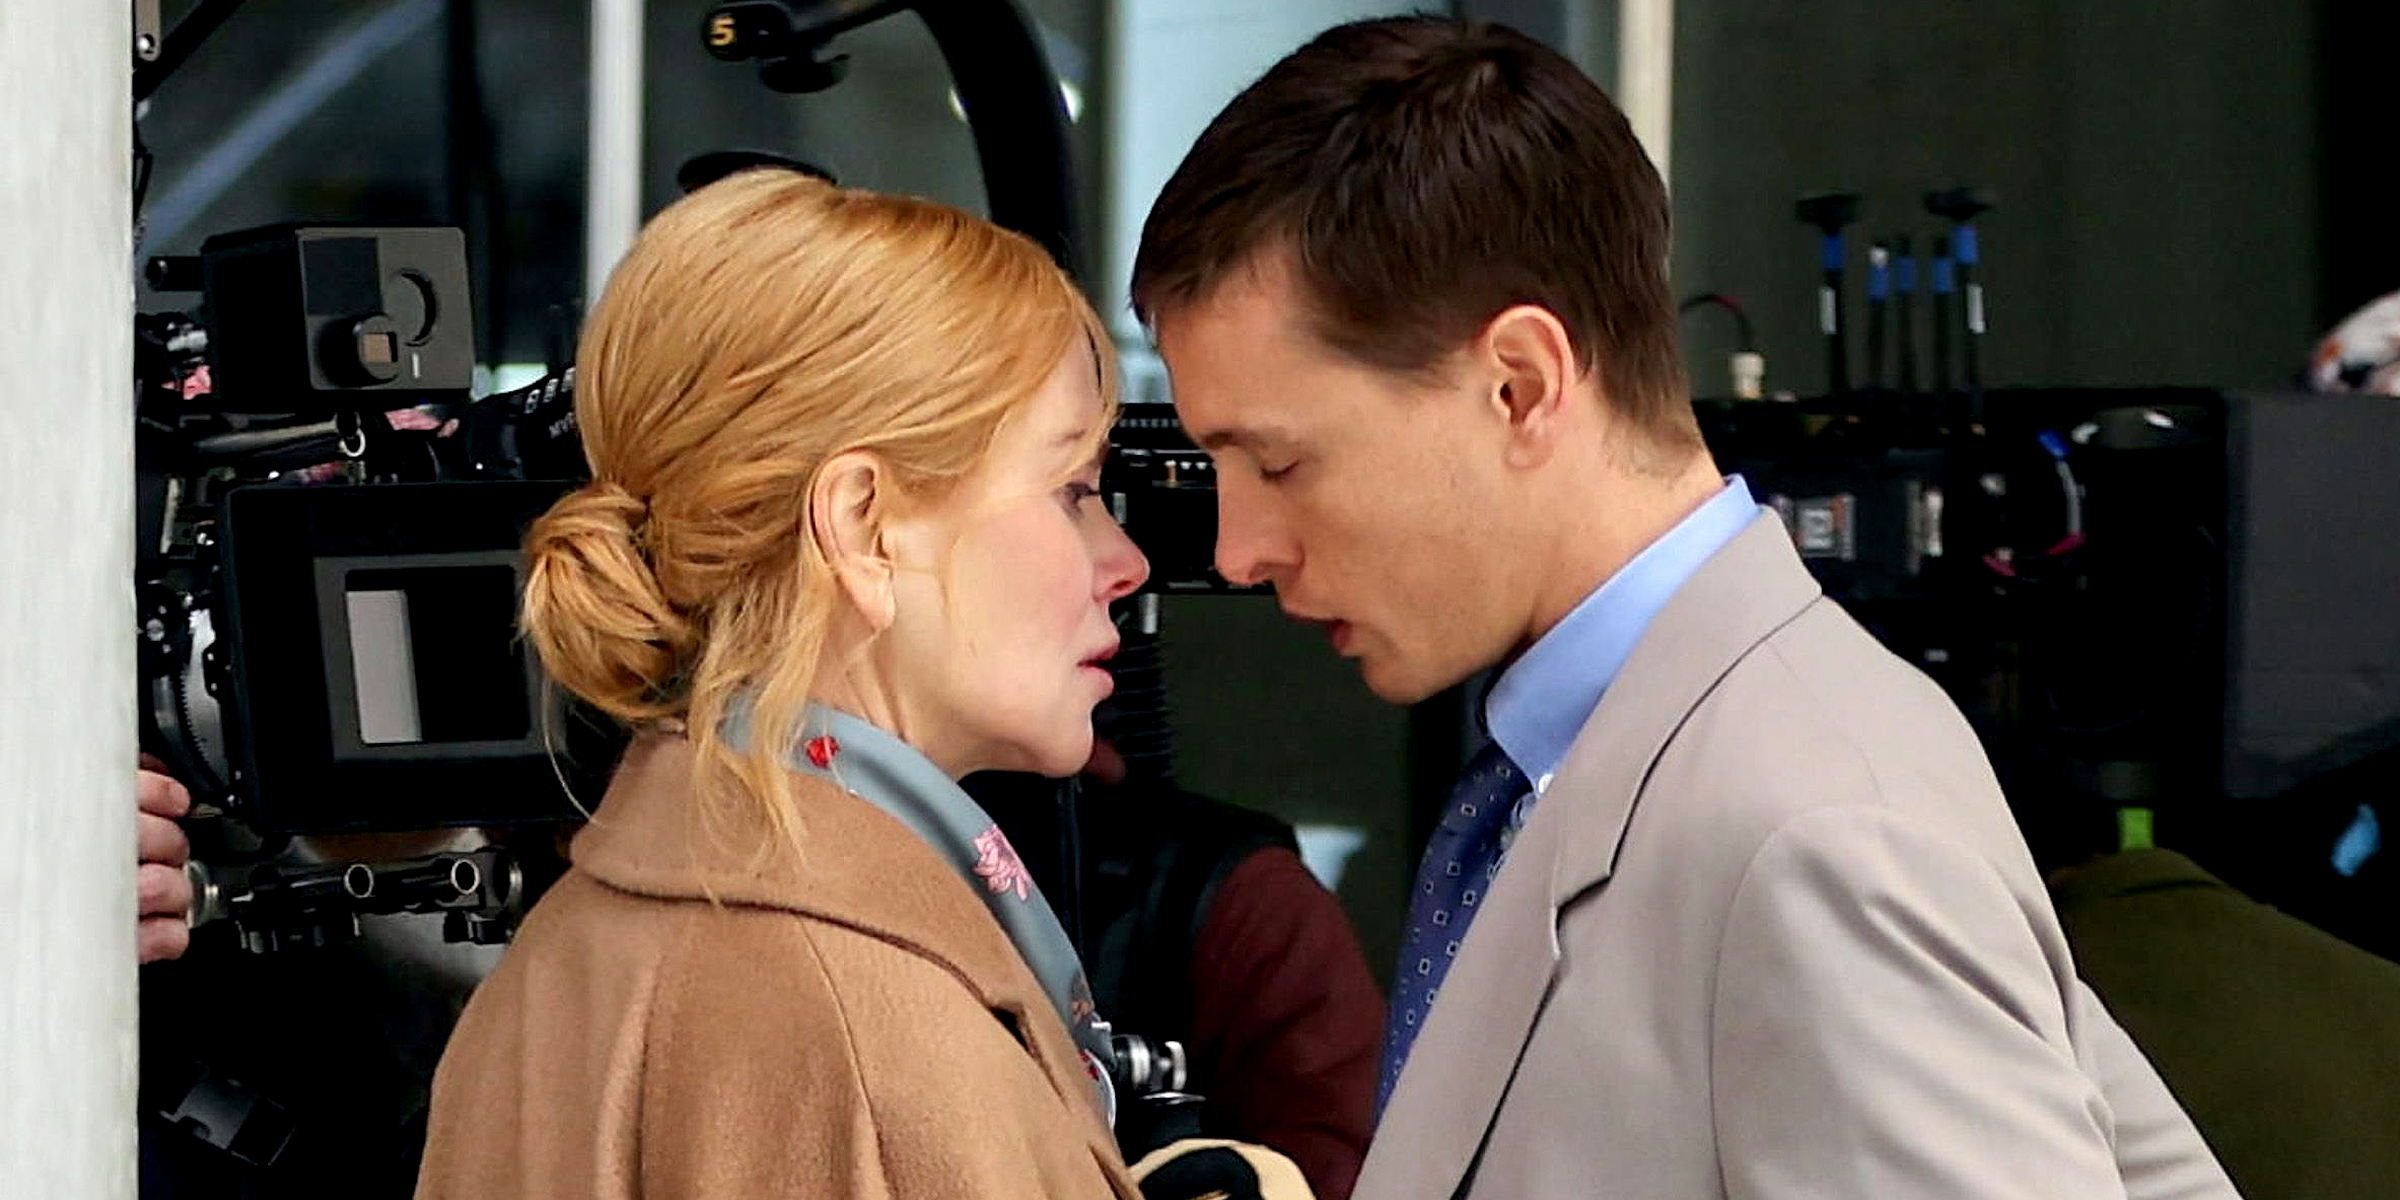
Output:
top-left (416, 170), bottom-right (1147, 1199)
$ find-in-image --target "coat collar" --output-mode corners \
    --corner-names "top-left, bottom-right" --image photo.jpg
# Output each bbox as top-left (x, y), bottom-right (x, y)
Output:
top-left (2048, 848), bottom-right (2225, 910)
top-left (570, 735), bottom-right (1127, 1182)
top-left (1356, 514), bottom-right (1823, 1200)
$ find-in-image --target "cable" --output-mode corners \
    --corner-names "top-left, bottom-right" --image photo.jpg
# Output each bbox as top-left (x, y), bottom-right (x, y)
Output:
top-left (2037, 429), bottom-right (2084, 550)
top-left (1679, 292), bottom-right (1757, 351)
top-left (1679, 292), bottom-right (1765, 399)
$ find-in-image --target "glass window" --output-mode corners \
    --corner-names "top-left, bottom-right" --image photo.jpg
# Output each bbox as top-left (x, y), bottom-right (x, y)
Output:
top-left (140, 0), bottom-right (591, 370)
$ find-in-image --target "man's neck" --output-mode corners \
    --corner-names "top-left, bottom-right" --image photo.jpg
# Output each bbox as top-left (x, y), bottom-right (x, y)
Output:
top-left (1523, 449), bottom-right (1727, 646)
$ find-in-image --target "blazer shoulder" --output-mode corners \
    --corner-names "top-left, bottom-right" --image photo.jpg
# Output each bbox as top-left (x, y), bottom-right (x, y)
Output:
top-left (1632, 599), bottom-right (2016, 869)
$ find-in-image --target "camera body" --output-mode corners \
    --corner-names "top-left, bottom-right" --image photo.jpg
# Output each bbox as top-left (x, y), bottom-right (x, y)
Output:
top-left (140, 224), bottom-right (613, 841)
top-left (1104, 400), bottom-right (1256, 595)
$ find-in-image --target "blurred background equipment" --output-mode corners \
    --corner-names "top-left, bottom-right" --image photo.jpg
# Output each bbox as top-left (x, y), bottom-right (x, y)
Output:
top-left (2309, 290), bottom-right (2400, 397)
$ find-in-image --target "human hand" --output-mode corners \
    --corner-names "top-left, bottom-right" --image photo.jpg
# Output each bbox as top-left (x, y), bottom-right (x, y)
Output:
top-left (138, 754), bottom-right (195, 963)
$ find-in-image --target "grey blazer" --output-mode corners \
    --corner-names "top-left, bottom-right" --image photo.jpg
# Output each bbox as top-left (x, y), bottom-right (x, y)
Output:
top-left (1356, 515), bottom-right (2239, 1200)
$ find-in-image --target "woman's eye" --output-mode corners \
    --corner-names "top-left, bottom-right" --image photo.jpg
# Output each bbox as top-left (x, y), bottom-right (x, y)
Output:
top-left (1061, 481), bottom-right (1102, 508)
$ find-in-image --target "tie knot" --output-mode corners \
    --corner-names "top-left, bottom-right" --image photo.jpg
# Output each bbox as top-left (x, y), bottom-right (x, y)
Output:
top-left (1466, 738), bottom-right (1522, 784)
top-left (1445, 740), bottom-right (1531, 832)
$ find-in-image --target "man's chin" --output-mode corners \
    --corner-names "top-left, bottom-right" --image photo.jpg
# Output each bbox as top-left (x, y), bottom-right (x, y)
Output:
top-left (1357, 657), bottom-right (1447, 707)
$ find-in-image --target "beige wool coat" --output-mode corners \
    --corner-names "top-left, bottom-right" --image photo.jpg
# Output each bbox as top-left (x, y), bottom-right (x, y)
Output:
top-left (415, 735), bottom-right (1138, 1200)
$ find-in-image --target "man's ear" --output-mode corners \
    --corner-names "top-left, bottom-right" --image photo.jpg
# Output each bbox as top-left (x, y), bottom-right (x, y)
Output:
top-left (1479, 305), bottom-right (1578, 469)
top-left (808, 450), bottom-right (896, 631)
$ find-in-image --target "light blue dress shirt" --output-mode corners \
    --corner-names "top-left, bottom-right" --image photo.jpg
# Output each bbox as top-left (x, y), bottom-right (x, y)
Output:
top-left (1486, 477), bottom-right (1764, 800)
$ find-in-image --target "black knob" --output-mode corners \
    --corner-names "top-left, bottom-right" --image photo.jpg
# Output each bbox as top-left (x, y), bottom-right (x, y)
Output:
top-left (323, 313), bottom-right (403, 386)
top-left (1924, 187), bottom-right (1995, 223)
top-left (1796, 192), bottom-right (1862, 235)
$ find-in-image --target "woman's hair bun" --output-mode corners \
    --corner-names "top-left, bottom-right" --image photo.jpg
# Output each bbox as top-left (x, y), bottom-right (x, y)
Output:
top-left (521, 481), bottom-right (695, 721)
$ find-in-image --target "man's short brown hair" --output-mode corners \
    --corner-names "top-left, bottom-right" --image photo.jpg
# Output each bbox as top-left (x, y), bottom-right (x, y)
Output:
top-left (1132, 17), bottom-right (1694, 447)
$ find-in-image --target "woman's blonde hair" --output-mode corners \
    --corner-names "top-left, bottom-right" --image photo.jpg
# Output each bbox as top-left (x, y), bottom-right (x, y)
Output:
top-left (521, 169), bottom-right (1115, 847)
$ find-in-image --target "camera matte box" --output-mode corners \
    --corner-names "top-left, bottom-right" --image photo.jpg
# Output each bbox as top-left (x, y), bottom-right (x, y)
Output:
top-left (216, 481), bottom-right (622, 833)
top-left (200, 225), bottom-right (476, 412)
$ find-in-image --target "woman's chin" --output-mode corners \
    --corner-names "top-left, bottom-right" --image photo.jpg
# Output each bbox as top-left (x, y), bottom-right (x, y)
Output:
top-left (1039, 730), bottom-right (1097, 779)
top-left (991, 727), bottom-right (1093, 780)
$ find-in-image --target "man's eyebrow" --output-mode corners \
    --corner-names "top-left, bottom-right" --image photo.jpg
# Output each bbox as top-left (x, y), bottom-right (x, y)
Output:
top-left (1194, 427), bottom-right (1287, 453)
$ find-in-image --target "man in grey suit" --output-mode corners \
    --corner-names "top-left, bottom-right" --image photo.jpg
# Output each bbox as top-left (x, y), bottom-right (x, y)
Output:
top-left (1131, 16), bottom-right (2241, 1200)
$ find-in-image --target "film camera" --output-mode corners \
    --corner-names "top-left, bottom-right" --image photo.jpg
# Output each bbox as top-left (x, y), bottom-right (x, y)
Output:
top-left (138, 223), bottom-right (612, 954)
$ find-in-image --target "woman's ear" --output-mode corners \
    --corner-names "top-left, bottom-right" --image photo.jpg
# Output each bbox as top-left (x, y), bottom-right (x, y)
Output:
top-left (809, 450), bottom-right (896, 631)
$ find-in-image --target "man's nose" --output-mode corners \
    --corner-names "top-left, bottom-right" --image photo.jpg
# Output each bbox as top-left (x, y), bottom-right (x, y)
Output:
top-left (1213, 479), bottom-right (1295, 588)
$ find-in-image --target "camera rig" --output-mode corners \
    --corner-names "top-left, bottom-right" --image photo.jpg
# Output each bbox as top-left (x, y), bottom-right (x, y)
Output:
top-left (137, 221), bottom-right (613, 958)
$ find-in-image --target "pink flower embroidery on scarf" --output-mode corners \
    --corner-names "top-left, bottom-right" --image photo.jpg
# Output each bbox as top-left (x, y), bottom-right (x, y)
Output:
top-left (972, 824), bottom-right (1034, 902)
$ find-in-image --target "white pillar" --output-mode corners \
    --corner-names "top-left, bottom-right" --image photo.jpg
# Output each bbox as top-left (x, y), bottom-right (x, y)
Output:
top-left (1104, 0), bottom-right (1424, 347)
top-left (1616, 0), bottom-right (1673, 192)
top-left (0, 0), bottom-right (139, 1195)
top-left (585, 0), bottom-right (646, 305)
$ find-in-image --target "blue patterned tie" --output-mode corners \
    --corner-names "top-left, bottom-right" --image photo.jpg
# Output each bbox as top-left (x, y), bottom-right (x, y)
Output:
top-left (1378, 739), bottom-right (1535, 1114)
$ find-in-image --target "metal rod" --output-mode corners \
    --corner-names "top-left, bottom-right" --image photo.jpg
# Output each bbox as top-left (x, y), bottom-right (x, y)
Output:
top-left (1931, 234), bottom-right (1955, 394)
top-left (445, 0), bottom-right (503, 365)
top-left (1958, 225), bottom-right (1984, 392)
top-left (1894, 235), bottom-right (1918, 395)
top-left (585, 0), bottom-right (645, 306)
top-left (1865, 241), bottom-right (1889, 392)
top-left (1796, 194), bottom-right (1860, 397)
top-left (134, 0), bottom-right (249, 101)
top-left (912, 0), bottom-right (1082, 276)
top-left (1617, 0), bottom-right (1676, 191)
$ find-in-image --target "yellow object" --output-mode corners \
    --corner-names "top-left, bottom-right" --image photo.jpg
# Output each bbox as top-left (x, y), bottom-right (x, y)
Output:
top-left (1128, 1138), bottom-right (1317, 1200)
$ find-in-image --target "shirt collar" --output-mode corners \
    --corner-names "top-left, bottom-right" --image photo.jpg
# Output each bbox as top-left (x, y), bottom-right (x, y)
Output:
top-left (1486, 476), bottom-right (1762, 791)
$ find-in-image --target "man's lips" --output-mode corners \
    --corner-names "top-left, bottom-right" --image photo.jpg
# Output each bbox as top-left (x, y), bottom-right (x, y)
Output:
top-left (1288, 613), bottom-right (1355, 654)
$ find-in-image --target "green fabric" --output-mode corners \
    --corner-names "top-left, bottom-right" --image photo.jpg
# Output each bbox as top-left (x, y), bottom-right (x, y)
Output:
top-left (2053, 849), bottom-right (2400, 1200)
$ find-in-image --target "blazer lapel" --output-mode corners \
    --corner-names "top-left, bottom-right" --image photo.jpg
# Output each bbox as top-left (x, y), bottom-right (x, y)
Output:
top-left (1354, 515), bottom-right (1823, 1200)
top-left (1543, 515), bottom-right (1824, 901)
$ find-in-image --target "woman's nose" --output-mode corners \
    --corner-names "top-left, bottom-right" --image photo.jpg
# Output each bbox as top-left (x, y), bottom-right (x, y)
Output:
top-left (1094, 517), bottom-right (1150, 603)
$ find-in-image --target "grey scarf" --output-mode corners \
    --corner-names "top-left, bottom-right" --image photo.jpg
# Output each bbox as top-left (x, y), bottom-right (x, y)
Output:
top-left (738, 702), bottom-right (1118, 1124)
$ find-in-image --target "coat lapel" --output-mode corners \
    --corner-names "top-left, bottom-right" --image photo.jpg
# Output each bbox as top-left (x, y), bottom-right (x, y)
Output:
top-left (1354, 515), bottom-right (1822, 1200)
